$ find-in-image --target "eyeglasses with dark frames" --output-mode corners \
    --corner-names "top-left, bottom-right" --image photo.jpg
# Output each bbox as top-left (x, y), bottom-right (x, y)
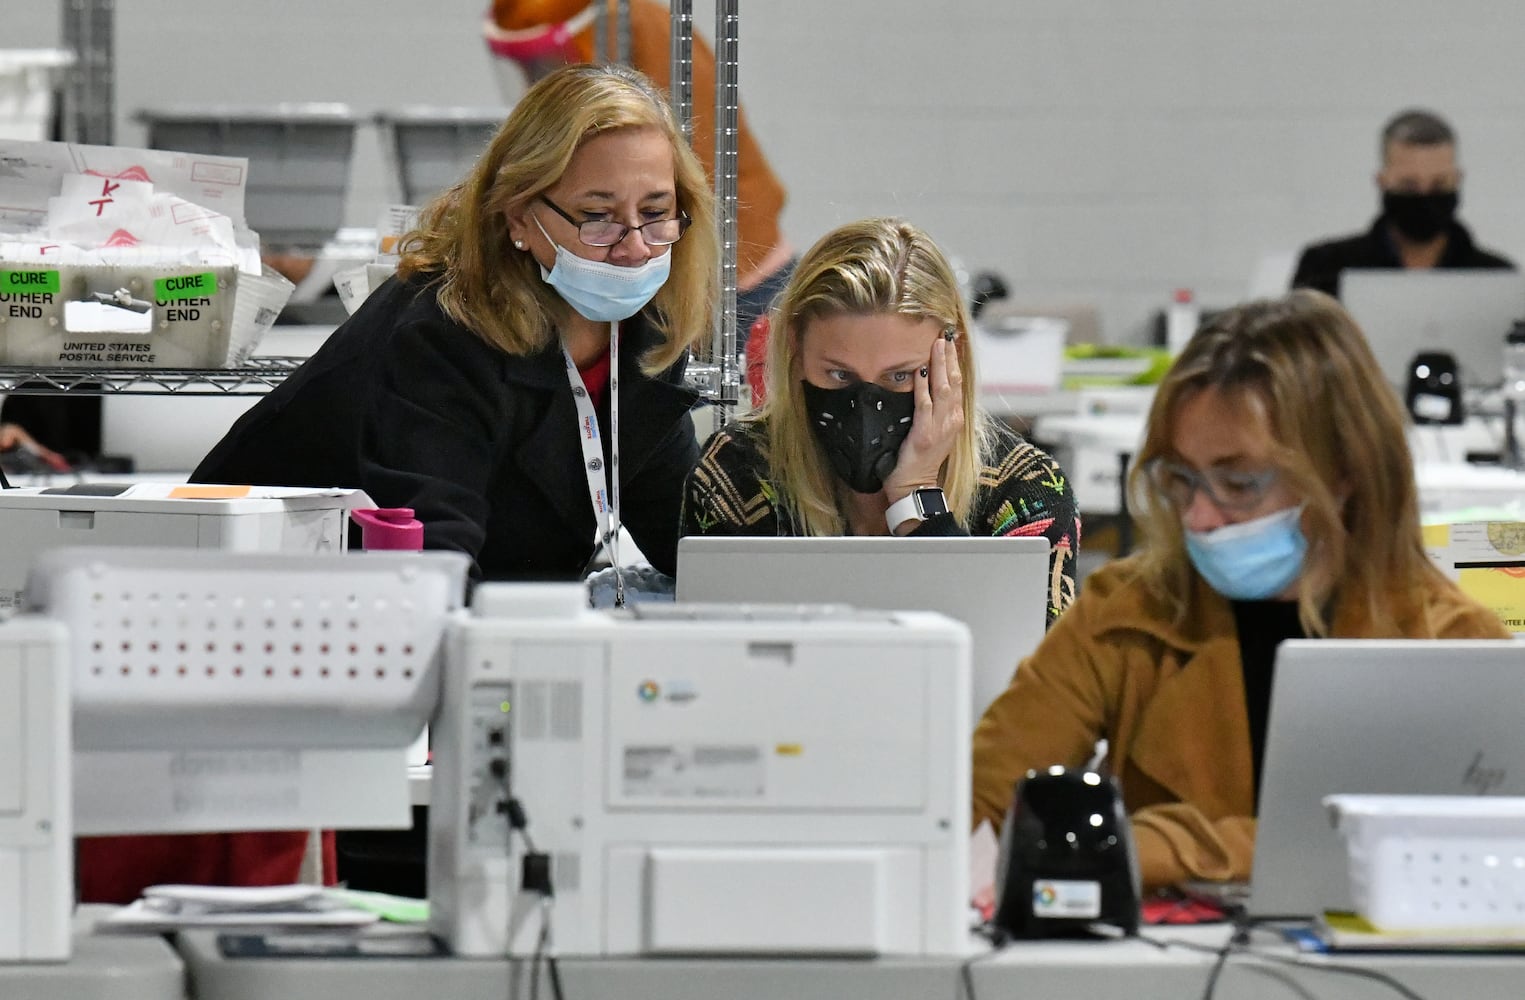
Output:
top-left (1146, 459), bottom-right (1280, 514)
top-left (537, 195), bottom-right (690, 248)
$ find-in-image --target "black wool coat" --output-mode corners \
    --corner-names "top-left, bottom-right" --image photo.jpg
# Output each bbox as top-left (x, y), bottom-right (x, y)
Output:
top-left (193, 274), bottom-right (700, 579)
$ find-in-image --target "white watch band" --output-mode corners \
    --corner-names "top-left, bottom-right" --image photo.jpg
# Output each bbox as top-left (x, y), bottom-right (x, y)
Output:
top-left (886, 491), bottom-right (928, 531)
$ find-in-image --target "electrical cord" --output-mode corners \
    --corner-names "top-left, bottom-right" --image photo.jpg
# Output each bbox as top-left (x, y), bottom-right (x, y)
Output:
top-left (958, 921), bottom-right (1011, 1000)
top-left (506, 797), bottom-right (564, 1000)
top-left (1197, 934), bottom-right (1236, 1000)
top-left (1152, 924), bottom-right (1434, 1000)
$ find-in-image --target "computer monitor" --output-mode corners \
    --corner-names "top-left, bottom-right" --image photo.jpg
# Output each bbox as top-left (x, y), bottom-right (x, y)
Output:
top-left (675, 535), bottom-right (1050, 721)
top-left (1248, 638), bottom-right (1525, 918)
top-left (1339, 270), bottom-right (1525, 389)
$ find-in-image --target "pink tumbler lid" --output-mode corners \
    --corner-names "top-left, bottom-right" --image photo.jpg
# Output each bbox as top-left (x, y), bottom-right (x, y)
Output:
top-left (350, 507), bottom-right (424, 551)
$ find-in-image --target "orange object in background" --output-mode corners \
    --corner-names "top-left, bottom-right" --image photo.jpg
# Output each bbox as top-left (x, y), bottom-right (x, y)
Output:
top-left (491, 0), bottom-right (581, 30)
top-left (486, 0), bottom-right (787, 289)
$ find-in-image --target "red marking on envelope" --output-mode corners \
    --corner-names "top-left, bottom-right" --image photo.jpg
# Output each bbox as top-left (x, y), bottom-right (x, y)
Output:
top-left (190, 161), bottom-right (243, 186)
top-left (102, 229), bottom-right (139, 247)
top-left (170, 201), bottom-right (219, 225)
top-left (84, 165), bottom-right (153, 183)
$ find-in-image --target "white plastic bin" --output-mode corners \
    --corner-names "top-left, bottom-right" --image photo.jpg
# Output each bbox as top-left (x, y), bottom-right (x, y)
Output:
top-left (136, 104), bottom-right (360, 251)
top-left (1326, 794), bottom-right (1525, 931)
top-left (375, 106), bottom-right (506, 207)
top-left (974, 315), bottom-right (1066, 393)
top-left (0, 49), bottom-right (74, 142)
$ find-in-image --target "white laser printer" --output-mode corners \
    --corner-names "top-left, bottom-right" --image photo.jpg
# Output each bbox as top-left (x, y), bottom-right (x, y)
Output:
top-left (0, 483), bottom-right (371, 611)
top-left (429, 586), bottom-right (972, 958)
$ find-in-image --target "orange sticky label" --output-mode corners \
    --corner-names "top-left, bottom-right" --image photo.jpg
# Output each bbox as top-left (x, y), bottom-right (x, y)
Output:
top-left (168, 485), bottom-right (252, 499)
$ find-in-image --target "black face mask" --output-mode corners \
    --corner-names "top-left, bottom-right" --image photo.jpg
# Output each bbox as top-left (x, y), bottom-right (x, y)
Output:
top-left (1382, 189), bottom-right (1459, 243)
top-left (800, 380), bottom-right (916, 495)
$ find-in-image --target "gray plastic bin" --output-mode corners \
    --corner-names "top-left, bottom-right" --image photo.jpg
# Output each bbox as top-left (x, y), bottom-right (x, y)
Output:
top-left (375, 106), bottom-right (507, 207)
top-left (135, 103), bottom-right (360, 251)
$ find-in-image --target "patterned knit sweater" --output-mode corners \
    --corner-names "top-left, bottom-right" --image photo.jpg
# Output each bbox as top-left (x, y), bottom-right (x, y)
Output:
top-left (680, 417), bottom-right (1081, 623)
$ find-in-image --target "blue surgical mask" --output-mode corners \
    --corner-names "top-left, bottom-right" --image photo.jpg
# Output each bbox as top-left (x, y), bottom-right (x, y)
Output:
top-left (1184, 505), bottom-right (1307, 601)
top-left (533, 215), bottom-right (671, 322)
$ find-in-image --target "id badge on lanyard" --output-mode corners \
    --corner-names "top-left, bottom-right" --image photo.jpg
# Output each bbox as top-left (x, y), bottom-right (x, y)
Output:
top-left (563, 321), bottom-right (624, 606)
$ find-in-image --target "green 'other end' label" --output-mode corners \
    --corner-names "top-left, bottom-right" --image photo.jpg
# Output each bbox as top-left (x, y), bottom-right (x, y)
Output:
top-left (0, 270), bottom-right (60, 294)
top-left (154, 272), bottom-right (219, 301)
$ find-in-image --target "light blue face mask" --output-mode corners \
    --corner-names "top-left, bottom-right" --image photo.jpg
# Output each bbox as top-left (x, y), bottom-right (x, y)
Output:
top-left (533, 214), bottom-right (671, 323)
top-left (1184, 504), bottom-right (1307, 601)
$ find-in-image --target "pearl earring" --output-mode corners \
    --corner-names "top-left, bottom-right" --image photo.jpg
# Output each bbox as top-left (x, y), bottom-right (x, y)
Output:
top-left (514, 239), bottom-right (526, 250)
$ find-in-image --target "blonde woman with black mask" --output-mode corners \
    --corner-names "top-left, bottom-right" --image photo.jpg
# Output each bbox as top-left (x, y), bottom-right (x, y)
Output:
top-left (680, 217), bottom-right (1080, 625)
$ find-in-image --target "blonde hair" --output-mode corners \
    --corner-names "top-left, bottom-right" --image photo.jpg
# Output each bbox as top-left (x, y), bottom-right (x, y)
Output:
top-left (756, 217), bottom-right (989, 534)
top-left (397, 63), bottom-right (718, 374)
top-left (1128, 289), bottom-right (1454, 635)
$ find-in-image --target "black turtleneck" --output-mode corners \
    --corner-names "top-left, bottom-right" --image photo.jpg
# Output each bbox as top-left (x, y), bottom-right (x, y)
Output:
top-left (1230, 600), bottom-right (1305, 805)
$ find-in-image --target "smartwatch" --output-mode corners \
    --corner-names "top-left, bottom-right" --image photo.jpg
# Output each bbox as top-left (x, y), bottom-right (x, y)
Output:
top-left (886, 487), bottom-right (949, 531)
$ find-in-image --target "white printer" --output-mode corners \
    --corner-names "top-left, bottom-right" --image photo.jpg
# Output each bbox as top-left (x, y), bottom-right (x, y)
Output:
top-left (0, 483), bottom-right (369, 610)
top-left (0, 617), bottom-right (70, 962)
top-left (429, 585), bottom-right (972, 958)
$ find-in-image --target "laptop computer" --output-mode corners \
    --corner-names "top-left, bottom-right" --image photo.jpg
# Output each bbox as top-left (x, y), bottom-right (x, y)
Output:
top-left (1248, 638), bottom-right (1525, 919)
top-left (1340, 269), bottom-right (1525, 390)
top-left (675, 535), bottom-right (1050, 721)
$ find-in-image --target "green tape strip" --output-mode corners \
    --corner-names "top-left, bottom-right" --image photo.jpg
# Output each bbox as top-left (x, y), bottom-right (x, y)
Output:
top-left (154, 272), bottom-right (219, 302)
top-left (0, 270), bottom-right (60, 294)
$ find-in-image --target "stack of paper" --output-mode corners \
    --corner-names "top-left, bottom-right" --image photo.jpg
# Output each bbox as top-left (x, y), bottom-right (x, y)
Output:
top-left (95, 884), bottom-right (379, 934)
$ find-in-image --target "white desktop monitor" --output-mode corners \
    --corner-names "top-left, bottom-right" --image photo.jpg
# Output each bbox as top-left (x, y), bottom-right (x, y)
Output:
top-left (675, 535), bottom-right (1050, 721)
top-left (1339, 269), bottom-right (1525, 390)
top-left (1248, 638), bottom-right (1525, 919)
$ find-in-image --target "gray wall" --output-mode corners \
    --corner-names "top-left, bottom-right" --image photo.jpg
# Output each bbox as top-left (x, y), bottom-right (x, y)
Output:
top-left (14, 0), bottom-right (1525, 342)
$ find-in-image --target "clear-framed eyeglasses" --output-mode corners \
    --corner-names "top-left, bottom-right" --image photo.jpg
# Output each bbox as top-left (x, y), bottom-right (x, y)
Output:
top-left (538, 195), bottom-right (690, 248)
top-left (1146, 459), bottom-right (1280, 514)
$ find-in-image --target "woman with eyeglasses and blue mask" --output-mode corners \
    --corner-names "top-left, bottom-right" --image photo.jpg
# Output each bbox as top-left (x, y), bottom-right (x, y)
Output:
top-left (193, 64), bottom-right (717, 585)
top-left (971, 289), bottom-right (1508, 892)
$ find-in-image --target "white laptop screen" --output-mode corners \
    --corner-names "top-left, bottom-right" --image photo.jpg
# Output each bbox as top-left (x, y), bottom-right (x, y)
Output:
top-left (1339, 270), bottom-right (1525, 390)
top-left (675, 535), bottom-right (1050, 721)
top-left (1249, 638), bottom-right (1525, 918)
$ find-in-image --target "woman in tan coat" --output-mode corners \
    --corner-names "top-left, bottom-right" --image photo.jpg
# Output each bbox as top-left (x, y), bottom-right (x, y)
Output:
top-left (971, 289), bottom-right (1509, 890)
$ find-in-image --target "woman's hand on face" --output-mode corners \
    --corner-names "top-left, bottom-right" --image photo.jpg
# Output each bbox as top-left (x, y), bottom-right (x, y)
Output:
top-left (883, 334), bottom-right (964, 504)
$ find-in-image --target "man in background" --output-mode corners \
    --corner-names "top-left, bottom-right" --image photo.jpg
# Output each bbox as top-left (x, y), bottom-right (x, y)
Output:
top-left (1291, 108), bottom-right (1514, 298)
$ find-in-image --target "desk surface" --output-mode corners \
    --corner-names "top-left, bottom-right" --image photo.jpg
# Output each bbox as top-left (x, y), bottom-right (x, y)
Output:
top-left (0, 906), bottom-right (185, 1000)
top-left (175, 930), bottom-right (958, 1000)
top-left (979, 923), bottom-right (1525, 1000)
top-left (174, 922), bottom-right (1525, 1000)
